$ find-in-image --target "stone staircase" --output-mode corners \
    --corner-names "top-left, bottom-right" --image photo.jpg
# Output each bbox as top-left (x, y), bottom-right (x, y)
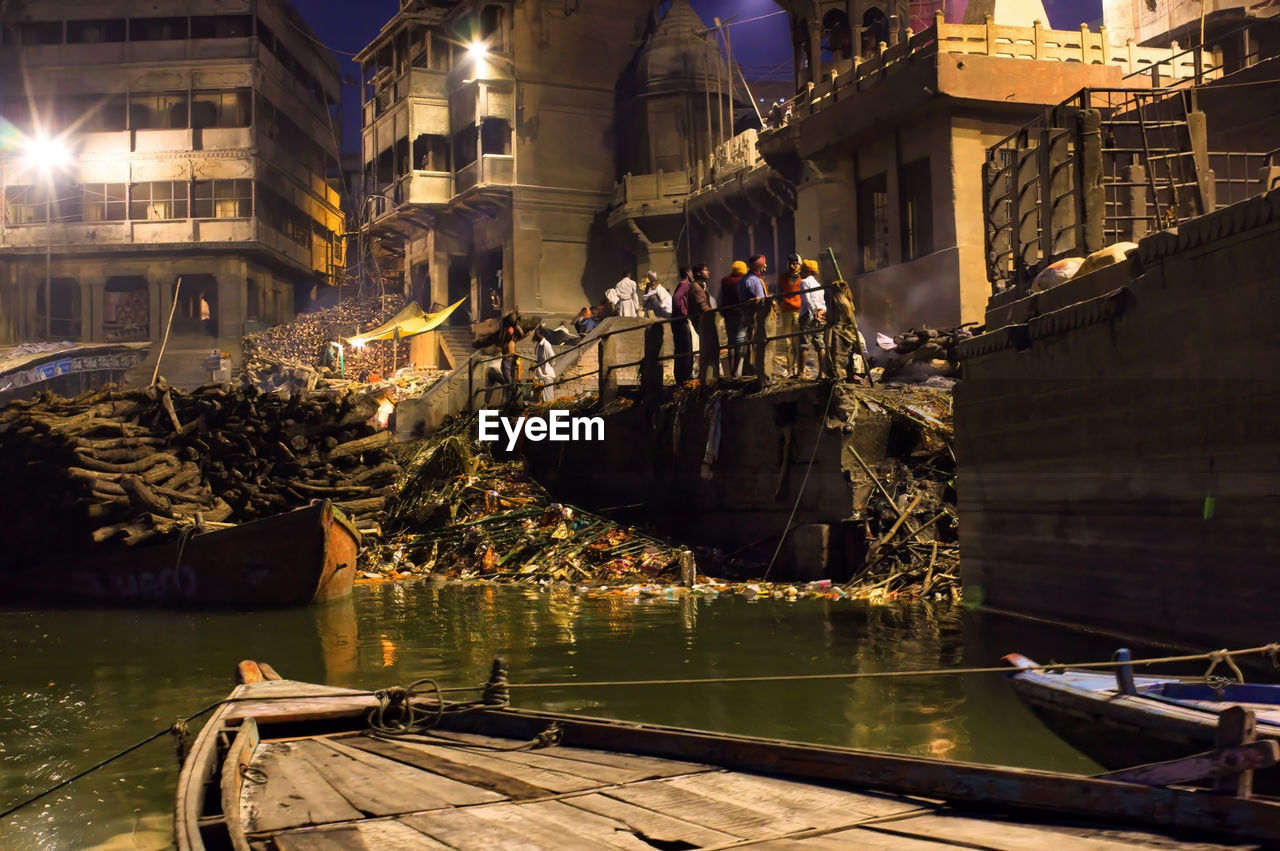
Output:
top-left (435, 326), bottom-right (476, 370)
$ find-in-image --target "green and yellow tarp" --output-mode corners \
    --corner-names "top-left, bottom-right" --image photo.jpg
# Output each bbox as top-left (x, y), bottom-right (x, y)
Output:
top-left (346, 298), bottom-right (466, 345)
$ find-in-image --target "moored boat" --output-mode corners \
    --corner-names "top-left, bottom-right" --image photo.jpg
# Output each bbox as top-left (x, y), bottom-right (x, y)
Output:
top-left (175, 660), bottom-right (1280, 848)
top-left (1005, 652), bottom-right (1280, 784)
top-left (14, 500), bottom-right (359, 608)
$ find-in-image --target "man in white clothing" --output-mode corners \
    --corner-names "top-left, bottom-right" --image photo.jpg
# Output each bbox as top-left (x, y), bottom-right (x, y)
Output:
top-left (532, 327), bottom-right (556, 402)
top-left (612, 275), bottom-right (641, 317)
top-left (797, 259), bottom-right (828, 379)
top-left (642, 271), bottom-right (672, 318)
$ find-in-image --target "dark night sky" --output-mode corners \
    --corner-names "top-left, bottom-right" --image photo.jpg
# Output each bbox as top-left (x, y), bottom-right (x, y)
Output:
top-left (290, 0), bottom-right (1101, 154)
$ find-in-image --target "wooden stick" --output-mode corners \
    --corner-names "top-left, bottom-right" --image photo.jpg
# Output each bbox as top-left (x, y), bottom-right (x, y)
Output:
top-left (152, 276), bottom-right (182, 387)
top-left (845, 444), bottom-right (903, 519)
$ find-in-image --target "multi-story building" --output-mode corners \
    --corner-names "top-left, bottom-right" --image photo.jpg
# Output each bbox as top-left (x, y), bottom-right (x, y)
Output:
top-left (357, 0), bottom-right (705, 368)
top-left (0, 0), bottom-right (343, 361)
top-left (739, 0), bottom-right (1217, 339)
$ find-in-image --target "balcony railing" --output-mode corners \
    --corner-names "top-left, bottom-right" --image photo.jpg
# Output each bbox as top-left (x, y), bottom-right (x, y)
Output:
top-left (769, 14), bottom-right (1220, 127)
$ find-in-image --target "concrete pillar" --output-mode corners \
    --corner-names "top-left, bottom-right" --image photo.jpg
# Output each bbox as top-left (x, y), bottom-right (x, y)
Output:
top-left (86, 276), bottom-right (107, 343)
top-left (599, 332), bottom-right (618, 404)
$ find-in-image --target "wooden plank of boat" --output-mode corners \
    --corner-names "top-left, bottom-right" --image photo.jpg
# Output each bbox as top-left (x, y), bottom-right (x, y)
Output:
top-left (177, 665), bottom-right (1280, 850)
top-left (13, 500), bottom-right (359, 608)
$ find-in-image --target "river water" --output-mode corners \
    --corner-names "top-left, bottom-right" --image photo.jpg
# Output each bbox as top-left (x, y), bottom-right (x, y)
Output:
top-left (0, 582), bottom-right (1156, 849)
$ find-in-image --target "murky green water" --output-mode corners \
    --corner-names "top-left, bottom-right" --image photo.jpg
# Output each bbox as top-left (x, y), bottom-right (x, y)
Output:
top-left (0, 582), bottom-right (1150, 849)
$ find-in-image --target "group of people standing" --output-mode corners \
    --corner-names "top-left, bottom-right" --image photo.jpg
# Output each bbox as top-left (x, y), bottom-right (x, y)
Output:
top-left (645, 253), bottom-right (864, 384)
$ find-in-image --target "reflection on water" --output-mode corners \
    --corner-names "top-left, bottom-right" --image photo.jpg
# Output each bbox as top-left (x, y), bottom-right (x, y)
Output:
top-left (0, 583), bottom-right (1149, 849)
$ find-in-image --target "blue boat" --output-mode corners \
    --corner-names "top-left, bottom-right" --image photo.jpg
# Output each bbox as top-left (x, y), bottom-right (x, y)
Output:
top-left (1005, 651), bottom-right (1280, 787)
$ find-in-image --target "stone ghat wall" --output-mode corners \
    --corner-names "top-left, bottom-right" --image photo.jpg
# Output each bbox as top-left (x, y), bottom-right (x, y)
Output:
top-left (522, 384), bottom-right (899, 582)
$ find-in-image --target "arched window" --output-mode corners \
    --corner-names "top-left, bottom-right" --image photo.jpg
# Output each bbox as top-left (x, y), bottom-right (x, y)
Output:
top-left (822, 9), bottom-right (854, 59)
top-left (862, 7), bottom-right (890, 57)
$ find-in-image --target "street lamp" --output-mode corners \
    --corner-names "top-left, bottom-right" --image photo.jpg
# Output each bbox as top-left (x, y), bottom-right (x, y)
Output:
top-left (22, 133), bottom-right (71, 342)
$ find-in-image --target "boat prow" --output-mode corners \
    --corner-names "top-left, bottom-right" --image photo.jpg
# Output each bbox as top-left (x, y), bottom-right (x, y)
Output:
top-left (1005, 650), bottom-right (1280, 787)
top-left (15, 500), bottom-right (359, 608)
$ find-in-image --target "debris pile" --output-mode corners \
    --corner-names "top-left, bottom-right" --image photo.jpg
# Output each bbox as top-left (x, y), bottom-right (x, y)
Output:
top-left (363, 419), bottom-right (687, 583)
top-left (242, 295), bottom-right (410, 383)
top-left (837, 387), bottom-right (958, 601)
top-left (875, 325), bottom-right (978, 384)
top-left (0, 382), bottom-right (399, 561)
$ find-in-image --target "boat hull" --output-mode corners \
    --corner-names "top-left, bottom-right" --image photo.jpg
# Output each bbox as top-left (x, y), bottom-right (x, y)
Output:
top-left (955, 193), bottom-right (1280, 648)
top-left (14, 501), bottom-right (359, 608)
top-left (1006, 654), bottom-right (1280, 788)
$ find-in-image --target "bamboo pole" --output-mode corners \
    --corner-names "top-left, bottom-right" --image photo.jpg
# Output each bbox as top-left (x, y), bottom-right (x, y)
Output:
top-left (151, 276), bottom-right (183, 387)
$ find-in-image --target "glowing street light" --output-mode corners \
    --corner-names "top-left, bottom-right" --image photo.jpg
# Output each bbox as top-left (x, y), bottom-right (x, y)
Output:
top-left (22, 133), bottom-right (71, 173)
top-left (467, 41), bottom-right (489, 62)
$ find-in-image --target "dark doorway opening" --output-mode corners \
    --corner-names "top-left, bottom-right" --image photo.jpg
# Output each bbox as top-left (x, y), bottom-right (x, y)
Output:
top-left (477, 249), bottom-right (504, 320)
top-left (447, 259), bottom-right (471, 326)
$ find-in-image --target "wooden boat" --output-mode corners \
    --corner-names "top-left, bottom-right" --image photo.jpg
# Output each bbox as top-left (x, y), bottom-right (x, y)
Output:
top-left (175, 661), bottom-right (1280, 849)
top-left (1005, 652), bottom-right (1280, 783)
top-left (15, 501), bottom-right (359, 608)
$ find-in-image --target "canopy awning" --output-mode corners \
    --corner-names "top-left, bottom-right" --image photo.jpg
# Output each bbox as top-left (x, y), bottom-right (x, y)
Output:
top-left (346, 298), bottom-right (466, 346)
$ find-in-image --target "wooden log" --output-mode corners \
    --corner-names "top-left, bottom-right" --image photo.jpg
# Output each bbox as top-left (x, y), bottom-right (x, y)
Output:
top-left (328, 430), bottom-right (394, 461)
top-left (290, 480), bottom-right (372, 496)
top-left (119, 475), bottom-right (172, 517)
top-left (333, 497), bottom-right (387, 514)
top-left (73, 450), bottom-right (178, 474)
top-left (351, 462), bottom-right (400, 486)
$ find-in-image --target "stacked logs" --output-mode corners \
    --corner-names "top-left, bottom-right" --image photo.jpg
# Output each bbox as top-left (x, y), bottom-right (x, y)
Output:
top-left (0, 381), bottom-right (399, 562)
top-left (878, 324), bottom-right (978, 383)
top-left (241, 295), bottom-right (410, 382)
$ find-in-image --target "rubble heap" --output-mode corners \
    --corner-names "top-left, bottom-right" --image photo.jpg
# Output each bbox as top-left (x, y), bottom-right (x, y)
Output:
top-left (363, 419), bottom-right (688, 583)
top-left (242, 295), bottom-right (410, 386)
top-left (876, 325), bottom-right (977, 383)
top-left (836, 386), bottom-right (958, 601)
top-left (0, 382), bottom-right (399, 562)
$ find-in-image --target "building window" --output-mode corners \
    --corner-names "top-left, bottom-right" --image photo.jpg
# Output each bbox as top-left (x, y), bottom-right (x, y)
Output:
top-left (17, 22), bottom-right (63, 45)
top-left (3, 186), bottom-right (41, 224)
top-left (129, 92), bottom-right (189, 130)
top-left (57, 94), bottom-right (127, 133)
top-left (67, 20), bottom-right (126, 44)
top-left (83, 184), bottom-right (127, 222)
top-left (414, 134), bottom-right (449, 172)
top-left (481, 119), bottom-right (511, 156)
top-left (129, 17), bottom-right (188, 41)
top-left (481, 6), bottom-right (506, 51)
top-left (130, 181), bottom-right (189, 220)
top-left (857, 173), bottom-right (890, 272)
top-left (194, 180), bottom-right (251, 218)
top-left (899, 158), bottom-right (933, 261)
top-left (453, 124), bottom-right (478, 169)
top-left (191, 90), bottom-right (251, 128)
top-left (191, 15), bottom-right (252, 39)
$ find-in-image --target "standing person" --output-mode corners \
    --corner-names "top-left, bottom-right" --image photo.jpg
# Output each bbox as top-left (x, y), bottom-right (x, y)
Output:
top-left (532, 327), bottom-right (556, 402)
top-left (797, 258), bottom-right (827, 379)
top-left (688, 263), bottom-right (719, 382)
top-left (826, 279), bottom-right (862, 382)
top-left (642, 271), bottom-right (672, 318)
top-left (671, 267), bottom-right (693, 384)
top-left (777, 254), bottom-right (804, 377)
top-left (500, 313), bottom-right (525, 405)
top-left (720, 260), bottom-right (747, 377)
top-left (612, 273), bottom-right (641, 317)
top-left (738, 254), bottom-right (775, 380)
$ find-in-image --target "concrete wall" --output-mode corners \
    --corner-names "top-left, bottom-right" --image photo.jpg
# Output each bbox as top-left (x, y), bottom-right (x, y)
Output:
top-left (956, 191), bottom-right (1280, 648)
top-left (523, 384), bottom-right (896, 581)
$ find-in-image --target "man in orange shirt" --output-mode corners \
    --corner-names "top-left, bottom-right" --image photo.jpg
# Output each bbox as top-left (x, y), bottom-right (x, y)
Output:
top-left (777, 254), bottom-right (804, 377)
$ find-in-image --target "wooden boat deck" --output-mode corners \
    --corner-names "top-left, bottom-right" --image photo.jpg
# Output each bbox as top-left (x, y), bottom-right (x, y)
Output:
top-left (240, 728), bottom-right (1255, 850)
top-left (197, 679), bottom-right (1263, 851)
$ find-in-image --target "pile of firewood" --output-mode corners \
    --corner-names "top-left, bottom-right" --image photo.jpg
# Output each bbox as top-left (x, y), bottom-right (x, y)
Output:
top-left (838, 387), bottom-right (959, 600)
top-left (0, 381), bottom-right (399, 561)
top-left (242, 295), bottom-right (409, 382)
top-left (878, 325), bottom-right (978, 382)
